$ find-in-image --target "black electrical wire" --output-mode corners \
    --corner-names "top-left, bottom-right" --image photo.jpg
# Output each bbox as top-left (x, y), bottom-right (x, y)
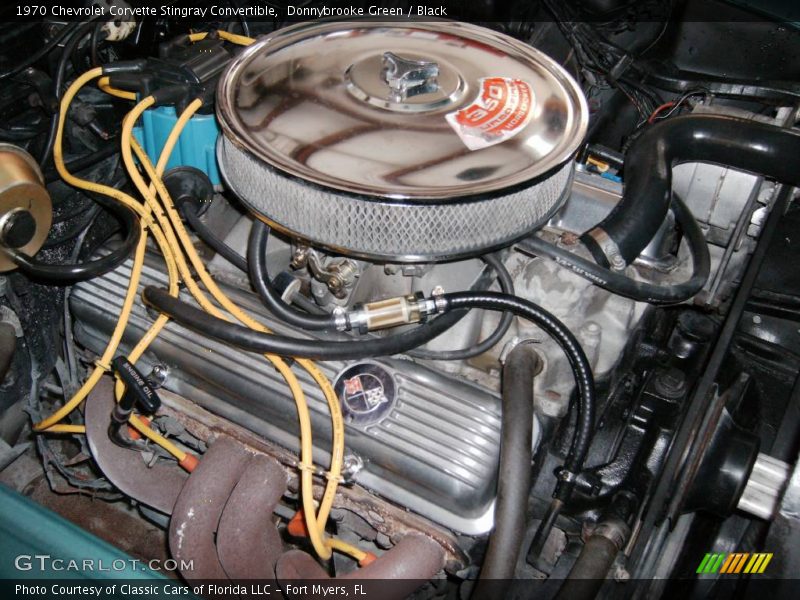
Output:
top-left (44, 139), bottom-right (119, 183)
top-left (516, 195), bottom-right (711, 304)
top-left (228, 0), bottom-right (251, 37)
top-left (621, 89), bottom-right (709, 154)
top-left (248, 221), bottom-right (339, 330)
top-left (73, 24), bottom-right (109, 77)
top-left (39, 19), bottom-right (101, 166)
top-left (89, 23), bottom-right (105, 68)
top-left (544, 0), bottom-right (667, 121)
top-left (0, 22), bottom-right (81, 82)
top-left (1, 201), bottom-right (141, 283)
top-left (408, 252), bottom-right (516, 360)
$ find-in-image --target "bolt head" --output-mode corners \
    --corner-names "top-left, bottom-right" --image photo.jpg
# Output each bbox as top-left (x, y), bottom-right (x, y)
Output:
top-left (1, 209), bottom-right (36, 249)
top-left (610, 255), bottom-right (626, 271)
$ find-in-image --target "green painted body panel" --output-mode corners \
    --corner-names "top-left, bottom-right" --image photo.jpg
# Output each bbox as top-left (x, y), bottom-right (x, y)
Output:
top-left (0, 484), bottom-right (162, 580)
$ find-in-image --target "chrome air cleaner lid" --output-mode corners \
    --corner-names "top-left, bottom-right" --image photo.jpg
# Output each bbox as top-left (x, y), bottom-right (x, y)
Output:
top-left (217, 20), bottom-right (587, 201)
top-left (217, 21), bottom-right (586, 261)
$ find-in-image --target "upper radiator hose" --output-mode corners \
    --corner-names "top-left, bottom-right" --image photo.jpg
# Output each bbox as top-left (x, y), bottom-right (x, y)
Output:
top-left (581, 114), bottom-right (800, 269)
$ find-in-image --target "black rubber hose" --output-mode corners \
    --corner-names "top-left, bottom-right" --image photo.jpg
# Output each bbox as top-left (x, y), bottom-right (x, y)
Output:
top-left (553, 535), bottom-right (619, 600)
top-left (444, 292), bottom-right (595, 492)
top-left (581, 114), bottom-right (800, 268)
top-left (637, 61), bottom-right (800, 104)
top-left (249, 221), bottom-right (514, 344)
top-left (0, 22), bottom-right (81, 82)
top-left (1, 203), bottom-right (140, 283)
top-left (473, 344), bottom-right (542, 598)
top-left (518, 195), bottom-right (710, 304)
top-left (409, 253), bottom-right (516, 360)
top-left (0, 125), bottom-right (45, 141)
top-left (142, 287), bottom-right (596, 485)
top-left (183, 211), bottom-right (326, 316)
top-left (142, 286), bottom-right (467, 361)
top-left (183, 207), bottom-right (248, 273)
top-left (42, 204), bottom-right (103, 248)
top-left (248, 221), bottom-right (338, 331)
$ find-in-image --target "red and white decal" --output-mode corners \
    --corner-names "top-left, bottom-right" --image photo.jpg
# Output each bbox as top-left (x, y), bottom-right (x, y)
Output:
top-left (446, 77), bottom-right (535, 150)
top-left (344, 376), bottom-right (364, 395)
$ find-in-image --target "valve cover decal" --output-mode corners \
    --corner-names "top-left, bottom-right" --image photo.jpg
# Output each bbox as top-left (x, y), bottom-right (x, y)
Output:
top-left (334, 362), bottom-right (396, 427)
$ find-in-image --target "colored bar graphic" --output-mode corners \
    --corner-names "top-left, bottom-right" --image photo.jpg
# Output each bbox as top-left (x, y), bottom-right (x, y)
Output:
top-left (697, 553), bottom-right (725, 574)
top-left (744, 553), bottom-right (774, 574)
top-left (733, 553), bottom-right (750, 573)
top-left (697, 552), bottom-right (773, 574)
top-left (697, 553), bottom-right (713, 574)
top-left (721, 553), bottom-right (739, 573)
top-left (721, 553), bottom-right (748, 573)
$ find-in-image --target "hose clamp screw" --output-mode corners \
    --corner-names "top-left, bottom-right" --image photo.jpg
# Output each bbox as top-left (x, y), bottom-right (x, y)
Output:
top-left (333, 306), bottom-right (349, 331)
top-left (430, 286), bottom-right (447, 313)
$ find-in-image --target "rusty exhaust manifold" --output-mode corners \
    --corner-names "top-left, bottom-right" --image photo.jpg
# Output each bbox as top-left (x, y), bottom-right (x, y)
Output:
top-left (168, 435), bottom-right (253, 580)
top-left (216, 453), bottom-right (287, 579)
top-left (85, 378), bottom-right (187, 514)
top-left (85, 380), bottom-right (445, 590)
top-left (276, 535), bottom-right (445, 600)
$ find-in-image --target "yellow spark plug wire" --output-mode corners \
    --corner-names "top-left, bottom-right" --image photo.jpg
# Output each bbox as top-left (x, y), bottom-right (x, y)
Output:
top-left (35, 64), bottom-right (360, 562)
top-left (121, 97), bottom-right (356, 561)
top-left (188, 30), bottom-right (255, 46)
top-left (97, 76), bottom-right (137, 100)
top-left (96, 30), bottom-right (253, 103)
top-left (34, 68), bottom-right (194, 468)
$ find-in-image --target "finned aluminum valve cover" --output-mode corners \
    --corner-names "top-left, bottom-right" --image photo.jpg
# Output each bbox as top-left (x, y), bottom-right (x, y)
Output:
top-left (217, 21), bottom-right (587, 261)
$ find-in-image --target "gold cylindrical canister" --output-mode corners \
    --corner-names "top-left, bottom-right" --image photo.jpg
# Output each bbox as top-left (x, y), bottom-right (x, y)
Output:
top-left (0, 144), bottom-right (52, 272)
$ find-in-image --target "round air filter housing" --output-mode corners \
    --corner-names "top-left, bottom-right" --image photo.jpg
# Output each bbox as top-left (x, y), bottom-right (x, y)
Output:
top-left (217, 21), bottom-right (587, 262)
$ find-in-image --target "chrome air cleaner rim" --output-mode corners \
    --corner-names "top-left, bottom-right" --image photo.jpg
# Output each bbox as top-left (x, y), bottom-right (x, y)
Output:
top-left (217, 20), bottom-right (587, 261)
